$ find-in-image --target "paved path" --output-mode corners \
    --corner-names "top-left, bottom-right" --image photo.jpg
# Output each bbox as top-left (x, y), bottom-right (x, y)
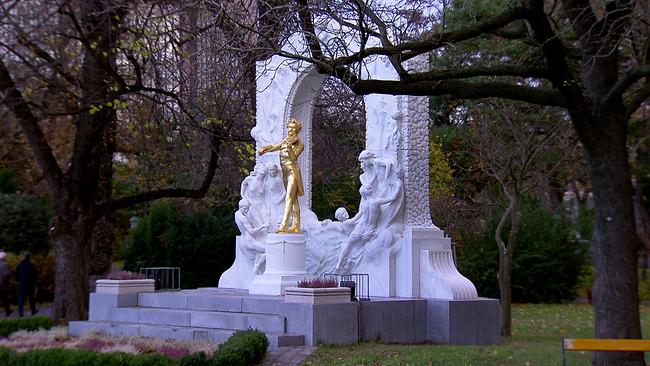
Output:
top-left (262, 346), bottom-right (316, 366)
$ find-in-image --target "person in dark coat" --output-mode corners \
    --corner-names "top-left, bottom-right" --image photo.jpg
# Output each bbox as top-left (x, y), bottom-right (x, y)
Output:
top-left (16, 252), bottom-right (37, 316)
top-left (0, 251), bottom-right (11, 316)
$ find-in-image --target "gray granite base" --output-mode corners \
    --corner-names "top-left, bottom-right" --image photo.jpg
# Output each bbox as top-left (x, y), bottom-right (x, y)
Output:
top-left (283, 296), bottom-right (500, 346)
top-left (71, 288), bottom-right (500, 348)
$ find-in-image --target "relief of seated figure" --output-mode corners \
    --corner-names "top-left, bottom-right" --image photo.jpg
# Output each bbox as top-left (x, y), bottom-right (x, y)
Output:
top-left (335, 179), bottom-right (403, 273)
top-left (234, 199), bottom-right (269, 274)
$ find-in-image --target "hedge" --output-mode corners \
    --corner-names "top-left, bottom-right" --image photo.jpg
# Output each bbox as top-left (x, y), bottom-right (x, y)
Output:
top-left (212, 329), bottom-right (269, 366)
top-left (0, 328), bottom-right (269, 366)
top-left (0, 347), bottom-right (174, 366)
top-left (0, 316), bottom-right (53, 336)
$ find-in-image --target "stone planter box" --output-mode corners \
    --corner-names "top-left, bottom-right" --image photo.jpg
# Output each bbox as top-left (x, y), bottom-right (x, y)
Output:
top-left (284, 287), bottom-right (351, 304)
top-left (95, 279), bottom-right (155, 295)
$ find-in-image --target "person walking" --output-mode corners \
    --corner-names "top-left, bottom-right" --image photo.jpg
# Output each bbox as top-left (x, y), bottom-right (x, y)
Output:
top-left (16, 252), bottom-right (37, 316)
top-left (0, 251), bottom-right (11, 316)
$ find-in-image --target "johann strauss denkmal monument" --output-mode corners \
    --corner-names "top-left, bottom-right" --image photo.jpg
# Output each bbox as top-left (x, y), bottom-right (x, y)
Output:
top-left (219, 33), bottom-right (479, 303)
top-left (71, 2), bottom-right (500, 346)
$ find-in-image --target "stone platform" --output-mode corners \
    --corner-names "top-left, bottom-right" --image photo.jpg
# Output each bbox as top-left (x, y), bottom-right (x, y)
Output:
top-left (69, 288), bottom-right (500, 348)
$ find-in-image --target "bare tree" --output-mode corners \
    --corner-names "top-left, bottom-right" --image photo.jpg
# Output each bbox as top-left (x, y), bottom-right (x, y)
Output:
top-left (469, 100), bottom-right (569, 335)
top-left (0, 0), bottom-right (267, 320)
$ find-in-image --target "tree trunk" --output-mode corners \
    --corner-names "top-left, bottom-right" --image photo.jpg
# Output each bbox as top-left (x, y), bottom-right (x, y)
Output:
top-left (498, 245), bottom-right (513, 336)
top-left (583, 116), bottom-right (643, 366)
top-left (496, 194), bottom-right (519, 336)
top-left (49, 0), bottom-right (121, 321)
top-left (89, 216), bottom-right (115, 293)
top-left (632, 179), bottom-right (650, 280)
top-left (51, 213), bottom-right (92, 321)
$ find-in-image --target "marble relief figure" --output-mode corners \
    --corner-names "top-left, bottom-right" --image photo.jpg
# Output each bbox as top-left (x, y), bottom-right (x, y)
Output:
top-left (233, 199), bottom-right (268, 274)
top-left (263, 162), bottom-right (285, 229)
top-left (333, 151), bottom-right (404, 273)
top-left (240, 164), bottom-right (267, 227)
top-left (301, 150), bottom-right (404, 276)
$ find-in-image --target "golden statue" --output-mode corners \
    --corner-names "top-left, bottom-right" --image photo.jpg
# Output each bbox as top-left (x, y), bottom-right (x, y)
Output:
top-left (258, 118), bottom-right (304, 233)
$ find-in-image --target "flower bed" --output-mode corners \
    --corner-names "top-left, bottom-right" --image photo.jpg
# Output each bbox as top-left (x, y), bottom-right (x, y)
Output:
top-left (0, 327), bottom-right (213, 358)
top-left (0, 328), bottom-right (268, 366)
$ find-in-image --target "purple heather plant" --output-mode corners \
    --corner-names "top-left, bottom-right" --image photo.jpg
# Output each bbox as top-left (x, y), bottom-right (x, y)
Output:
top-left (158, 345), bottom-right (189, 359)
top-left (106, 271), bottom-right (147, 280)
top-left (0, 327), bottom-right (215, 358)
top-left (297, 278), bottom-right (338, 288)
top-left (77, 338), bottom-right (109, 351)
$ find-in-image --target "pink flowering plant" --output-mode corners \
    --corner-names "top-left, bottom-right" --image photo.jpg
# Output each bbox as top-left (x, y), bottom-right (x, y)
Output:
top-left (106, 271), bottom-right (147, 280)
top-left (296, 277), bottom-right (338, 288)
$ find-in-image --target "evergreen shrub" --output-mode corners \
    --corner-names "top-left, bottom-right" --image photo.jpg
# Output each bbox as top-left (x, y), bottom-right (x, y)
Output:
top-left (212, 329), bottom-right (269, 366)
top-left (121, 201), bottom-right (237, 289)
top-left (457, 198), bottom-right (589, 303)
top-left (0, 193), bottom-right (53, 254)
top-left (178, 352), bottom-right (209, 366)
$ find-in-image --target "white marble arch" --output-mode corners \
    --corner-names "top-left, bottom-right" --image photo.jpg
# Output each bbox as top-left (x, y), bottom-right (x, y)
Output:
top-left (220, 37), bottom-right (478, 301)
top-left (282, 67), bottom-right (326, 211)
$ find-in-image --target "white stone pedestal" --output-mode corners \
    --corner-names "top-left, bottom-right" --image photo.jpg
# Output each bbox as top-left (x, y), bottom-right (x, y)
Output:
top-left (249, 232), bottom-right (308, 296)
top-left (395, 226), bottom-right (477, 299)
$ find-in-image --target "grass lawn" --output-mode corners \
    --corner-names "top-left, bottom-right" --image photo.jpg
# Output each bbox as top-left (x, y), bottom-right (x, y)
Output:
top-left (301, 303), bottom-right (650, 366)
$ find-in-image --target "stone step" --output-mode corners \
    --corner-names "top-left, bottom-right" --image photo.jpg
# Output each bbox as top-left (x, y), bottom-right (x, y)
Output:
top-left (68, 321), bottom-right (304, 349)
top-left (137, 291), bottom-right (283, 315)
top-left (99, 307), bottom-right (286, 334)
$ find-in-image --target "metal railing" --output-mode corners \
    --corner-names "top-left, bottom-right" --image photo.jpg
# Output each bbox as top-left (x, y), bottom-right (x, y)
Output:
top-left (323, 273), bottom-right (370, 301)
top-left (139, 267), bottom-right (181, 291)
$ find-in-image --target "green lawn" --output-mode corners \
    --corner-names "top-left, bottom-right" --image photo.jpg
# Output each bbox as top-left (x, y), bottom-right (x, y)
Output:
top-left (301, 303), bottom-right (650, 366)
